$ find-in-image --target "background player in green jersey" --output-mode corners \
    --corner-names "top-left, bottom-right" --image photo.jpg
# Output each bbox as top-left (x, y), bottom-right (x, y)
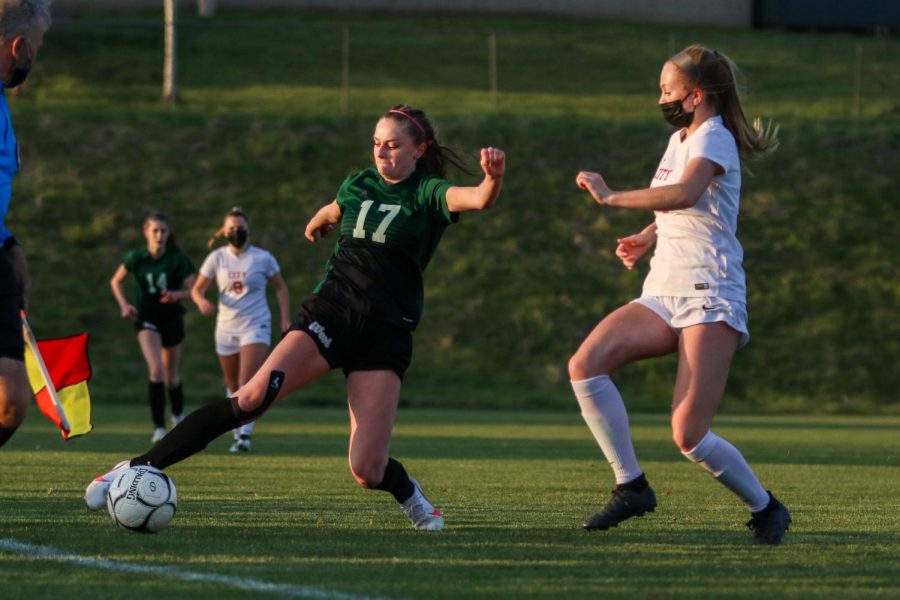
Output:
top-left (86, 106), bottom-right (506, 532)
top-left (110, 213), bottom-right (196, 443)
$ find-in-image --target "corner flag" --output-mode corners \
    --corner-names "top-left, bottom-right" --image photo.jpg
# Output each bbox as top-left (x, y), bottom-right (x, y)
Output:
top-left (22, 319), bottom-right (93, 440)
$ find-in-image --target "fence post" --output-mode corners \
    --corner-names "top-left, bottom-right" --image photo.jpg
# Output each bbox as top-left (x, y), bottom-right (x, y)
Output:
top-left (198, 0), bottom-right (216, 17)
top-left (488, 31), bottom-right (497, 109)
top-left (852, 44), bottom-right (862, 122)
top-left (162, 0), bottom-right (177, 104)
top-left (341, 26), bottom-right (350, 113)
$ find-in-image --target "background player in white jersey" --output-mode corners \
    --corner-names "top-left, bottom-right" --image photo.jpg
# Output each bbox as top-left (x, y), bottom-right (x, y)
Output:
top-left (571, 44), bottom-right (791, 544)
top-left (192, 207), bottom-right (291, 453)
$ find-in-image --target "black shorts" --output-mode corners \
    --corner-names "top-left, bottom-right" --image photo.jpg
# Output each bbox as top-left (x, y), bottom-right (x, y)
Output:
top-left (134, 311), bottom-right (185, 348)
top-left (291, 293), bottom-right (413, 380)
top-left (0, 246), bottom-right (24, 361)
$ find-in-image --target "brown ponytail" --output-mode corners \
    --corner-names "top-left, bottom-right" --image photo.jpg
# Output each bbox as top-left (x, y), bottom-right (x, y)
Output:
top-left (382, 105), bottom-right (474, 178)
top-left (669, 45), bottom-right (779, 164)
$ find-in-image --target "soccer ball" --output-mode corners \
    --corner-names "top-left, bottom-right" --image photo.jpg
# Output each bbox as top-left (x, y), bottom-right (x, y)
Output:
top-left (106, 465), bottom-right (177, 533)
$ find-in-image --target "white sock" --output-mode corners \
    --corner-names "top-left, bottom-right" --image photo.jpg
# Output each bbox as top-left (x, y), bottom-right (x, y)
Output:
top-left (571, 375), bottom-right (643, 485)
top-left (226, 389), bottom-right (241, 440)
top-left (683, 431), bottom-right (770, 512)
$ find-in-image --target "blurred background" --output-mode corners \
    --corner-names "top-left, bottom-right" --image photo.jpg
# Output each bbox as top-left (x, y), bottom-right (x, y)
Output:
top-left (10, 0), bottom-right (898, 414)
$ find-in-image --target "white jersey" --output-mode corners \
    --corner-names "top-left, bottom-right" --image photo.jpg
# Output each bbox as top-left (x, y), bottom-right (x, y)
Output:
top-left (643, 116), bottom-right (745, 301)
top-left (199, 245), bottom-right (280, 334)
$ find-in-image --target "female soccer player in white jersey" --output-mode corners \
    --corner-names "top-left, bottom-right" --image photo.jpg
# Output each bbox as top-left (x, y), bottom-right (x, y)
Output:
top-left (191, 207), bottom-right (291, 453)
top-left (570, 45), bottom-right (791, 544)
top-left (86, 105), bottom-right (505, 532)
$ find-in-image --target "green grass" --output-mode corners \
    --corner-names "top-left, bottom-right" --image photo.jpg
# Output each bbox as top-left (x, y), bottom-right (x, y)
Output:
top-left (6, 9), bottom-right (900, 412)
top-left (2, 407), bottom-right (899, 599)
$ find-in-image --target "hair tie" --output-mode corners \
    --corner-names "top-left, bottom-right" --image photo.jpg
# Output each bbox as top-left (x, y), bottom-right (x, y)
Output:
top-left (389, 109), bottom-right (428, 139)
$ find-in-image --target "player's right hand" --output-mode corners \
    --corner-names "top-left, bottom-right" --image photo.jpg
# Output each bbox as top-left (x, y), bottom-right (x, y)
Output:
top-left (121, 304), bottom-right (138, 319)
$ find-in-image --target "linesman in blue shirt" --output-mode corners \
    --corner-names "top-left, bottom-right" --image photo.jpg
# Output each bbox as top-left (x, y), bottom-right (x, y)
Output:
top-left (0, 0), bottom-right (51, 448)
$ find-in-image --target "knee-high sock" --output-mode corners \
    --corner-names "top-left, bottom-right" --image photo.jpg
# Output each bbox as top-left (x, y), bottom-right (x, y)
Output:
top-left (134, 371), bottom-right (284, 470)
top-left (237, 421), bottom-right (256, 437)
top-left (375, 457), bottom-right (415, 503)
top-left (132, 397), bottom-right (240, 470)
top-left (148, 381), bottom-right (165, 428)
top-left (168, 383), bottom-right (184, 417)
top-left (571, 375), bottom-right (643, 485)
top-left (683, 431), bottom-right (770, 512)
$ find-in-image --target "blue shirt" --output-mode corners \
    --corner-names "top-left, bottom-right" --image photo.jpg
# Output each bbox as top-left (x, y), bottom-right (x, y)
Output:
top-left (0, 83), bottom-right (20, 247)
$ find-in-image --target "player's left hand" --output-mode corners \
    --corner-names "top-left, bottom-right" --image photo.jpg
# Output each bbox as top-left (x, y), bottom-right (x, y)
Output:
top-left (159, 290), bottom-right (175, 304)
top-left (481, 147), bottom-right (506, 179)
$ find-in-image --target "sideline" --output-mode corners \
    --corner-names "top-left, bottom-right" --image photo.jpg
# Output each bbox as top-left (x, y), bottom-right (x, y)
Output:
top-left (0, 538), bottom-right (396, 600)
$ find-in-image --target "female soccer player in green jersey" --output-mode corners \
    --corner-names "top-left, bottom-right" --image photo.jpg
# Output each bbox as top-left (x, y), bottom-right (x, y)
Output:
top-left (110, 213), bottom-right (196, 443)
top-left (87, 106), bottom-right (506, 532)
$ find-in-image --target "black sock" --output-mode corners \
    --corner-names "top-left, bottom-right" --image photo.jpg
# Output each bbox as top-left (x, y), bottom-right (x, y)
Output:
top-left (132, 397), bottom-right (241, 470)
top-left (374, 458), bottom-right (415, 503)
top-left (148, 381), bottom-right (165, 428)
top-left (168, 383), bottom-right (184, 416)
top-left (616, 473), bottom-right (648, 493)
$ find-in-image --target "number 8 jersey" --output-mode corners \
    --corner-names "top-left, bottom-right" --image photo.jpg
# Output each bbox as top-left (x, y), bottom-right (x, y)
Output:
top-left (315, 166), bottom-right (456, 330)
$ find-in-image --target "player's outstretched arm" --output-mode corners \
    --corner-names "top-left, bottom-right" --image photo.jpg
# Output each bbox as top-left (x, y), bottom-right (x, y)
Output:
top-left (446, 147), bottom-right (505, 213)
top-left (304, 200), bottom-right (341, 242)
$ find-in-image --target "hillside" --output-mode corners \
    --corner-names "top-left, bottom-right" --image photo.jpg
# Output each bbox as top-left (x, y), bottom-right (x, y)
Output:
top-left (9, 9), bottom-right (899, 412)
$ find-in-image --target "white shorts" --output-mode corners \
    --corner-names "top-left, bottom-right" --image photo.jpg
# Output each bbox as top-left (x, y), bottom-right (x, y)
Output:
top-left (215, 326), bottom-right (271, 356)
top-left (632, 295), bottom-right (750, 348)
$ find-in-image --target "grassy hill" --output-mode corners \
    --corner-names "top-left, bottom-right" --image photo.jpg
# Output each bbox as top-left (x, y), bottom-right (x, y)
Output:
top-left (8, 9), bottom-right (899, 413)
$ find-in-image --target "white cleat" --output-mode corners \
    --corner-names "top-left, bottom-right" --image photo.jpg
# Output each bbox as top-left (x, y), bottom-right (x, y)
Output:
top-left (83, 460), bottom-right (130, 510)
top-left (151, 427), bottom-right (166, 443)
top-left (171, 414), bottom-right (184, 427)
top-left (401, 477), bottom-right (444, 531)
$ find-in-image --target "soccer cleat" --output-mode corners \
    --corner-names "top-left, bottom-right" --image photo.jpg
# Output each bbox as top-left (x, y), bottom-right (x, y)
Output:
top-left (171, 413), bottom-right (184, 427)
top-left (229, 434), bottom-right (251, 453)
top-left (747, 491), bottom-right (792, 545)
top-left (401, 477), bottom-right (444, 531)
top-left (83, 460), bottom-right (131, 511)
top-left (151, 427), bottom-right (166, 443)
top-left (582, 485), bottom-right (657, 530)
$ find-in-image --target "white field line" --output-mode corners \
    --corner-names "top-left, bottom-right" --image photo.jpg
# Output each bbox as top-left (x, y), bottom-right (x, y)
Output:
top-left (0, 538), bottom-right (397, 600)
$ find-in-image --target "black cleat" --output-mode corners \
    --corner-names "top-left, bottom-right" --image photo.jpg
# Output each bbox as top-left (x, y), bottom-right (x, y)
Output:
top-left (746, 491), bottom-right (792, 545)
top-left (582, 486), bottom-right (657, 530)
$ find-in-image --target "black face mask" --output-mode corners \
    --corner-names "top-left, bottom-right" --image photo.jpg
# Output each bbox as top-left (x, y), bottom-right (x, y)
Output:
top-left (226, 228), bottom-right (248, 248)
top-left (660, 93), bottom-right (695, 128)
top-left (6, 41), bottom-right (32, 89)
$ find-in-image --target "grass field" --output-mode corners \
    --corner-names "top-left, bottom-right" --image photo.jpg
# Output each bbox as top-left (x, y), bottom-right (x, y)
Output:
top-left (2, 406), bottom-right (899, 599)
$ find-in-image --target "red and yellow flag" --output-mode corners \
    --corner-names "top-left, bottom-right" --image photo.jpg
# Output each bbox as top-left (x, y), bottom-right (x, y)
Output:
top-left (23, 331), bottom-right (93, 440)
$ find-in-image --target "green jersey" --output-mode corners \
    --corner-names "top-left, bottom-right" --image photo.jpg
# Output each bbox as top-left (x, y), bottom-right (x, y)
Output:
top-left (123, 246), bottom-right (195, 316)
top-left (315, 166), bottom-right (456, 330)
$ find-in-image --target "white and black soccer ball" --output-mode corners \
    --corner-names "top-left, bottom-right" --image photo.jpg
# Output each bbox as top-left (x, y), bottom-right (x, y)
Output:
top-left (106, 465), bottom-right (177, 533)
